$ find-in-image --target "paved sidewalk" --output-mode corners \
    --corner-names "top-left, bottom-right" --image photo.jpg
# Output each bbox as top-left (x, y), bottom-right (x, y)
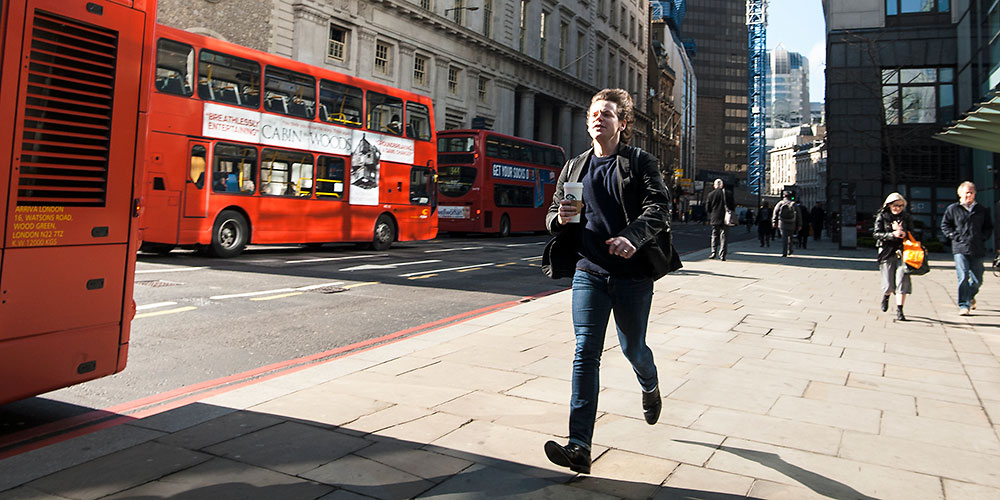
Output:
top-left (2, 238), bottom-right (1000, 499)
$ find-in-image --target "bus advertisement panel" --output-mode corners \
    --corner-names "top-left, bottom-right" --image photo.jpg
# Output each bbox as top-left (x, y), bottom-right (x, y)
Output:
top-left (141, 25), bottom-right (437, 257)
top-left (0, 0), bottom-right (156, 404)
top-left (437, 130), bottom-right (564, 236)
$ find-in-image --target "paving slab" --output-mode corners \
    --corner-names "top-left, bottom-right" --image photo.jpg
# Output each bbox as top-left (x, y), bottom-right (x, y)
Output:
top-left (203, 421), bottom-right (370, 475)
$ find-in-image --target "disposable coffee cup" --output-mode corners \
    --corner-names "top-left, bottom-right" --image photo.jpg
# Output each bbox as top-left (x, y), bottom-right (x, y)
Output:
top-left (563, 182), bottom-right (583, 223)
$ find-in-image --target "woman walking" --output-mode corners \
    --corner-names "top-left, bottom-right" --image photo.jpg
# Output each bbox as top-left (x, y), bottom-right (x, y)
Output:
top-left (874, 192), bottom-right (914, 321)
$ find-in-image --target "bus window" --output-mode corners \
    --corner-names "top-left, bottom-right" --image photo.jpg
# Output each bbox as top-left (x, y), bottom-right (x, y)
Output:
top-left (438, 165), bottom-right (476, 197)
top-left (318, 80), bottom-right (363, 127)
top-left (316, 156), bottom-right (346, 199)
top-left (366, 91), bottom-right (404, 135)
top-left (410, 166), bottom-right (432, 204)
top-left (438, 136), bottom-right (475, 152)
top-left (265, 66), bottom-right (315, 119)
top-left (495, 183), bottom-right (534, 207)
top-left (190, 145), bottom-right (207, 189)
top-left (405, 102), bottom-right (432, 140)
top-left (198, 49), bottom-right (260, 108)
top-left (213, 143), bottom-right (257, 194)
top-left (261, 149), bottom-right (314, 197)
top-left (155, 38), bottom-right (193, 96)
top-left (485, 136), bottom-right (500, 158)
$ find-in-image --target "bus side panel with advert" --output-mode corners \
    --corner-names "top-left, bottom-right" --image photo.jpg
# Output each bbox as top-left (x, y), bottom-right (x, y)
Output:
top-left (142, 25), bottom-right (437, 257)
top-left (0, 0), bottom-right (156, 404)
top-left (437, 130), bottom-right (563, 237)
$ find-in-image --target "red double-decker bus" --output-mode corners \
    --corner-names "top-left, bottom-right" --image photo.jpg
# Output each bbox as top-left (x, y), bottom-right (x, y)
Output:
top-left (437, 130), bottom-right (564, 237)
top-left (0, 0), bottom-right (156, 404)
top-left (140, 25), bottom-right (437, 257)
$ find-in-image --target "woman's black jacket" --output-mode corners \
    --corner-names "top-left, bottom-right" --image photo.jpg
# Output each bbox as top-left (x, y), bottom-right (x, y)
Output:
top-left (873, 209), bottom-right (913, 263)
top-left (541, 144), bottom-right (679, 280)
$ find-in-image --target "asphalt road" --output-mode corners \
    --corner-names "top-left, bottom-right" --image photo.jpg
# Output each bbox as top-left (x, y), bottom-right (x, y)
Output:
top-left (0, 222), bottom-right (753, 439)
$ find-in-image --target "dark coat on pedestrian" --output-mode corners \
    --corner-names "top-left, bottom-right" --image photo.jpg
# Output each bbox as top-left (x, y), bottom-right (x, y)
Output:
top-left (873, 208), bottom-right (914, 263)
top-left (543, 144), bottom-right (679, 280)
top-left (940, 202), bottom-right (994, 258)
top-left (756, 204), bottom-right (771, 234)
top-left (706, 187), bottom-right (734, 226)
top-left (810, 206), bottom-right (825, 230)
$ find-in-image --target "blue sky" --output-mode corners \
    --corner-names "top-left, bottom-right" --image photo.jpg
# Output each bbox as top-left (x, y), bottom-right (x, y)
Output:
top-left (765, 0), bottom-right (826, 103)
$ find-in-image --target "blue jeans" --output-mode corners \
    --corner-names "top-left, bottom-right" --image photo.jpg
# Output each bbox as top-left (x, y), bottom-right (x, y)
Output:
top-left (568, 270), bottom-right (658, 450)
top-left (954, 254), bottom-right (985, 309)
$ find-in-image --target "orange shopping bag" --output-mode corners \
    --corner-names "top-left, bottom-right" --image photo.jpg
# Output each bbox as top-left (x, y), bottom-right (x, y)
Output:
top-left (902, 232), bottom-right (929, 275)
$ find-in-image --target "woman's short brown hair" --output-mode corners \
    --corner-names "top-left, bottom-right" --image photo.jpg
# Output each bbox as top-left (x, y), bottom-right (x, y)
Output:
top-left (591, 88), bottom-right (634, 142)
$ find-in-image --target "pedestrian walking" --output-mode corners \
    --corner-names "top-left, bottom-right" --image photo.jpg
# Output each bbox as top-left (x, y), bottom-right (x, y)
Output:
top-left (874, 193), bottom-right (914, 321)
top-left (797, 202), bottom-right (809, 249)
top-left (542, 88), bottom-right (671, 475)
top-left (757, 202), bottom-right (771, 247)
top-left (811, 202), bottom-right (825, 241)
top-left (745, 208), bottom-right (754, 233)
top-left (940, 181), bottom-right (994, 315)
top-left (706, 179), bottom-right (735, 260)
top-left (772, 190), bottom-right (801, 257)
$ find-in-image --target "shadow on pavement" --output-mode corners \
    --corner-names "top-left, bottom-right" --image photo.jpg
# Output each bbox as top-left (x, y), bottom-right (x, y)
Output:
top-left (677, 440), bottom-right (879, 500)
top-left (1, 402), bottom-right (854, 499)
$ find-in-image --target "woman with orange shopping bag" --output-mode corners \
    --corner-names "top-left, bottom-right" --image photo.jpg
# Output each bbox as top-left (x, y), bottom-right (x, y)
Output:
top-left (874, 192), bottom-right (915, 321)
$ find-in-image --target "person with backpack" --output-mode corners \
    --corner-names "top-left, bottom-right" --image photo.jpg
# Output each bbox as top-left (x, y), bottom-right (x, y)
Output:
top-left (874, 193), bottom-right (914, 321)
top-left (542, 88), bottom-right (671, 475)
top-left (772, 190), bottom-right (801, 257)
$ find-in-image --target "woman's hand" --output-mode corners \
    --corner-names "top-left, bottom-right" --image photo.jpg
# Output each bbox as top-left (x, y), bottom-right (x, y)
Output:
top-left (606, 236), bottom-right (637, 259)
top-left (557, 200), bottom-right (580, 225)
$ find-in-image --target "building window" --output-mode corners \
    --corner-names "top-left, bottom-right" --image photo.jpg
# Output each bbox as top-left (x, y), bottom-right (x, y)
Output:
top-left (882, 67), bottom-right (954, 125)
top-left (577, 31), bottom-right (586, 77)
top-left (598, 0), bottom-right (606, 18)
top-left (448, 66), bottom-right (460, 95)
top-left (610, 0), bottom-right (616, 26)
top-left (628, 66), bottom-right (634, 93)
top-left (328, 24), bottom-right (348, 62)
top-left (413, 54), bottom-right (428, 86)
top-left (559, 22), bottom-right (568, 69)
top-left (483, 0), bottom-right (493, 37)
top-left (519, 0), bottom-right (528, 53)
top-left (374, 40), bottom-right (391, 76)
top-left (452, 0), bottom-right (467, 24)
top-left (540, 11), bottom-right (548, 62)
top-left (620, 6), bottom-right (627, 34)
top-left (638, 24), bottom-right (643, 47)
top-left (629, 13), bottom-right (635, 42)
top-left (597, 42), bottom-right (605, 86)
top-left (421, 0), bottom-right (431, 9)
top-left (478, 76), bottom-right (489, 103)
top-left (886, 0), bottom-right (950, 15)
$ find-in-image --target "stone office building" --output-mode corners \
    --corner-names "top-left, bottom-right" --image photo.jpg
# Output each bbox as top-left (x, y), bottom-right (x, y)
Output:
top-left (158, 0), bottom-right (652, 157)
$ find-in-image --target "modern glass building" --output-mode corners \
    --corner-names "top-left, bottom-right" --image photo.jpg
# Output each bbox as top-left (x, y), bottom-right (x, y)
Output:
top-left (767, 45), bottom-right (810, 127)
top-left (683, 0), bottom-right (750, 202)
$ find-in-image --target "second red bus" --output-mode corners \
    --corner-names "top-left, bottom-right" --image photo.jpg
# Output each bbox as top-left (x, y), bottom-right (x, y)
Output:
top-left (436, 130), bottom-right (564, 237)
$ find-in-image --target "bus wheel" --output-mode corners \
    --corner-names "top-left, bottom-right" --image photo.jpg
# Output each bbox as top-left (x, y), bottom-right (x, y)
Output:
top-left (210, 210), bottom-right (249, 258)
top-left (497, 214), bottom-right (511, 238)
top-left (139, 242), bottom-right (175, 255)
top-left (371, 215), bottom-right (395, 251)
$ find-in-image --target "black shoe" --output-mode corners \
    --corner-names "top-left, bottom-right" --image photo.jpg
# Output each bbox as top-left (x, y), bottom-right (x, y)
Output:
top-left (720, 255), bottom-right (727, 261)
top-left (544, 441), bottom-right (591, 474)
top-left (896, 306), bottom-right (906, 321)
top-left (881, 295), bottom-right (889, 312)
top-left (708, 253), bottom-right (716, 259)
top-left (642, 387), bottom-right (661, 425)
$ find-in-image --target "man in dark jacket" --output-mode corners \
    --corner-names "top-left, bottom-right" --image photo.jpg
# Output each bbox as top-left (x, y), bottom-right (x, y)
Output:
top-left (941, 181), bottom-right (994, 315)
top-left (810, 202), bottom-right (825, 241)
top-left (542, 88), bottom-right (672, 475)
top-left (705, 179), bottom-right (735, 260)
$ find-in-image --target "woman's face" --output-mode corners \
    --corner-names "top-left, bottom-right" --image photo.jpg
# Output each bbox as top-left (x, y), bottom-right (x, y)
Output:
top-left (889, 201), bottom-right (905, 215)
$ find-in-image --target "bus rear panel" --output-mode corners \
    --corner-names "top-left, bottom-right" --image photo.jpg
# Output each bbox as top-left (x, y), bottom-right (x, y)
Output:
top-left (0, 0), bottom-right (155, 404)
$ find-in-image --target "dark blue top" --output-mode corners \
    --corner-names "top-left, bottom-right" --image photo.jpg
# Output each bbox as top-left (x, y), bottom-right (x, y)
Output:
top-left (576, 153), bottom-right (634, 277)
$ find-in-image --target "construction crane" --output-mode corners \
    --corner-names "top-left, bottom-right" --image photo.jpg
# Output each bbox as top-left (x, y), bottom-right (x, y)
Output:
top-left (746, 0), bottom-right (767, 201)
